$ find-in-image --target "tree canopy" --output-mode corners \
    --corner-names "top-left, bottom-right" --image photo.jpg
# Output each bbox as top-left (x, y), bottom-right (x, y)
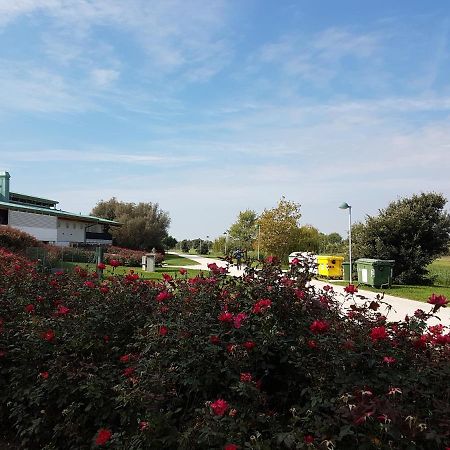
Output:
top-left (227, 209), bottom-right (258, 252)
top-left (91, 197), bottom-right (170, 251)
top-left (258, 198), bottom-right (302, 260)
top-left (352, 192), bottom-right (450, 284)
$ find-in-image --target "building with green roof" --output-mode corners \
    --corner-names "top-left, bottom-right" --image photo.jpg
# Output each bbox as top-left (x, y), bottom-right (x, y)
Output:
top-left (0, 172), bottom-right (120, 246)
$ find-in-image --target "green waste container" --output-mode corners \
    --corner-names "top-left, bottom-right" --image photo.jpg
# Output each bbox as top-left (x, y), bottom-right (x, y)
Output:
top-left (342, 262), bottom-right (357, 282)
top-left (356, 259), bottom-right (395, 288)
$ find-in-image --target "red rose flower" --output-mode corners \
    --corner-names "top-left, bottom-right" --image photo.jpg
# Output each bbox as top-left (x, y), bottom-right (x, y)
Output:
top-left (162, 273), bottom-right (173, 282)
top-left (233, 312), bottom-right (247, 329)
top-left (290, 257), bottom-right (300, 265)
top-left (139, 421), bottom-right (150, 431)
top-left (243, 340), bottom-right (256, 350)
top-left (428, 324), bottom-right (444, 335)
top-left (226, 344), bottom-right (236, 354)
top-left (413, 334), bottom-right (428, 349)
top-left (103, 335), bottom-right (110, 343)
top-left (42, 330), bottom-right (55, 342)
top-left (344, 284), bottom-right (358, 294)
top-left (240, 372), bottom-right (252, 382)
top-left (119, 354), bottom-right (131, 363)
top-left (414, 309), bottom-right (426, 319)
top-left (123, 367), bottom-right (135, 378)
top-left (56, 305), bottom-right (70, 315)
top-left (210, 398), bottom-right (229, 416)
top-left (97, 263), bottom-right (106, 270)
top-left (109, 259), bottom-right (120, 268)
top-left (252, 298), bottom-right (272, 314)
top-left (159, 326), bottom-right (168, 336)
top-left (383, 356), bottom-right (396, 365)
top-left (100, 286), bottom-right (110, 294)
top-left (310, 320), bottom-right (329, 334)
top-left (218, 311), bottom-right (234, 323)
top-left (179, 268), bottom-right (187, 275)
top-left (294, 289), bottom-right (306, 300)
top-left (40, 371), bottom-right (49, 379)
top-left (25, 304), bottom-right (35, 314)
top-left (155, 290), bottom-right (172, 302)
top-left (95, 428), bottom-right (112, 446)
top-left (428, 293), bottom-right (448, 308)
top-left (210, 335), bottom-right (221, 345)
top-left (224, 445), bottom-right (239, 450)
top-left (84, 281), bottom-right (95, 288)
top-left (307, 339), bottom-right (317, 349)
top-left (304, 435), bottom-right (315, 444)
top-left (370, 326), bottom-right (388, 342)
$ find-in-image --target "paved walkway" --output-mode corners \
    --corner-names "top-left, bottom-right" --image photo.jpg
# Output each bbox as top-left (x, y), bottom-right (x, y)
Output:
top-left (169, 253), bottom-right (450, 326)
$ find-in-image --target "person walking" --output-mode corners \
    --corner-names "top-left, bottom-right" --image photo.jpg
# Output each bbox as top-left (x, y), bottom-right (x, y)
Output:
top-left (235, 248), bottom-right (243, 270)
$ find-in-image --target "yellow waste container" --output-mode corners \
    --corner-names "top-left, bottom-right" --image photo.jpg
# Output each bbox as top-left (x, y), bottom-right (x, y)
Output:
top-left (317, 255), bottom-right (344, 278)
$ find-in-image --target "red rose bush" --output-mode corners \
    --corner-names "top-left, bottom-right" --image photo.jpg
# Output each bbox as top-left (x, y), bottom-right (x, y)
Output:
top-left (0, 247), bottom-right (449, 449)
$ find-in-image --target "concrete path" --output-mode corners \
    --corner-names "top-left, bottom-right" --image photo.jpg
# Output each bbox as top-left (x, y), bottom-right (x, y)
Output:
top-left (169, 253), bottom-right (450, 326)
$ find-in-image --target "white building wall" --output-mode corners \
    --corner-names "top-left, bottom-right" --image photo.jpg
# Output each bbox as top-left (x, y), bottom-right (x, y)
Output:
top-left (9, 210), bottom-right (57, 242)
top-left (57, 219), bottom-right (87, 244)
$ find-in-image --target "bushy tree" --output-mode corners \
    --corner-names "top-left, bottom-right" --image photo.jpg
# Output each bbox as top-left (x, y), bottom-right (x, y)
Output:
top-left (258, 198), bottom-right (302, 261)
top-left (92, 197), bottom-right (170, 251)
top-left (320, 232), bottom-right (346, 255)
top-left (296, 225), bottom-right (322, 253)
top-left (352, 192), bottom-right (450, 284)
top-left (212, 236), bottom-right (226, 254)
top-left (162, 235), bottom-right (178, 250)
top-left (179, 240), bottom-right (190, 253)
top-left (228, 210), bottom-right (258, 252)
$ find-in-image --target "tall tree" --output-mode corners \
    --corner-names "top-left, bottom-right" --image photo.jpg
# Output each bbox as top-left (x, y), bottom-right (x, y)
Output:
top-left (258, 198), bottom-right (302, 260)
top-left (92, 197), bottom-right (170, 251)
top-left (297, 225), bottom-right (322, 253)
top-left (352, 192), bottom-right (450, 284)
top-left (228, 209), bottom-right (258, 252)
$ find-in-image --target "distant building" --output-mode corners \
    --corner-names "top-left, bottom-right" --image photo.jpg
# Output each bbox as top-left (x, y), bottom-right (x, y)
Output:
top-left (0, 171), bottom-right (120, 246)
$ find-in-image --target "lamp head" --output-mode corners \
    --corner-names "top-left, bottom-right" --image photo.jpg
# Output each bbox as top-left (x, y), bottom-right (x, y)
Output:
top-left (339, 202), bottom-right (351, 210)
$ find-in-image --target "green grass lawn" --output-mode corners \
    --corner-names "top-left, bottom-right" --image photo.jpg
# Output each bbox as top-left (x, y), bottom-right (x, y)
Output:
top-left (428, 255), bottom-right (450, 287)
top-left (164, 253), bottom-right (200, 266)
top-left (60, 261), bottom-right (204, 280)
top-left (326, 256), bottom-right (450, 302)
top-left (329, 280), bottom-right (450, 303)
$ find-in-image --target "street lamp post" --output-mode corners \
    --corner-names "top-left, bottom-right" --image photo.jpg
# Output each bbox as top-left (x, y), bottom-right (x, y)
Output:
top-left (257, 224), bottom-right (261, 260)
top-left (224, 231), bottom-right (228, 255)
top-left (339, 202), bottom-right (352, 284)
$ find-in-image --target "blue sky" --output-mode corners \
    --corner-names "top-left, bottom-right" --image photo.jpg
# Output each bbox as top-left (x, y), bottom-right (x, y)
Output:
top-left (1, 0), bottom-right (450, 240)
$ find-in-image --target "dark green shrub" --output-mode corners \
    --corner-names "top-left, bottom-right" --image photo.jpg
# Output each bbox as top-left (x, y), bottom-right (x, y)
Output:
top-left (0, 250), bottom-right (449, 449)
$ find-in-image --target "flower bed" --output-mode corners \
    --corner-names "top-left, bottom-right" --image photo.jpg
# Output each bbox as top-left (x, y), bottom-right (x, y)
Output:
top-left (0, 248), bottom-right (449, 449)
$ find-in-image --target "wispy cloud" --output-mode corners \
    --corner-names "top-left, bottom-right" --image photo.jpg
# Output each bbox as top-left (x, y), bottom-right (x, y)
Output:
top-left (0, 62), bottom-right (93, 113)
top-left (1, 149), bottom-right (205, 166)
top-left (257, 27), bottom-right (381, 83)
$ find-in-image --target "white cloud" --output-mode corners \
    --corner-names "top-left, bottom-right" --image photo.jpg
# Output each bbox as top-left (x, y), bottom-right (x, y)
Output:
top-left (257, 27), bottom-right (381, 82)
top-left (90, 69), bottom-right (120, 88)
top-left (0, 63), bottom-right (93, 113)
top-left (0, 149), bottom-right (204, 166)
top-left (0, 0), bottom-right (231, 80)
